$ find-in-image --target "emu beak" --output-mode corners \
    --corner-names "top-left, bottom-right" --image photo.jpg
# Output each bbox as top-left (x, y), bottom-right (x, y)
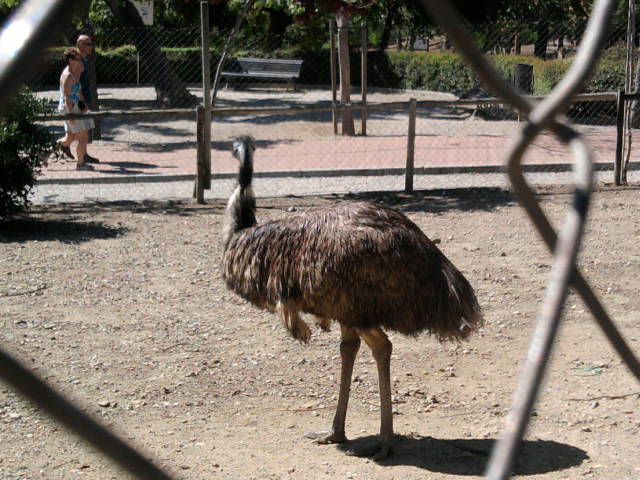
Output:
top-left (231, 140), bottom-right (243, 161)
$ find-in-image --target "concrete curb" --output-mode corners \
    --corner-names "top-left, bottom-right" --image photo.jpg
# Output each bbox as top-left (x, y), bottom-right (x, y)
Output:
top-left (36, 161), bottom-right (633, 186)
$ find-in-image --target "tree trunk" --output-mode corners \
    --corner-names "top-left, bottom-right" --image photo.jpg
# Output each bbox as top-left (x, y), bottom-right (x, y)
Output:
top-left (378, 1), bottom-right (397, 52)
top-left (440, 35), bottom-right (449, 51)
top-left (556, 35), bottom-right (564, 58)
top-left (534, 23), bottom-right (549, 58)
top-left (336, 9), bottom-right (355, 136)
top-left (627, 0), bottom-right (640, 129)
top-left (104, 0), bottom-right (197, 107)
top-left (513, 33), bottom-right (521, 55)
top-left (408, 28), bottom-right (417, 51)
top-left (631, 50), bottom-right (640, 128)
top-left (267, 8), bottom-right (291, 50)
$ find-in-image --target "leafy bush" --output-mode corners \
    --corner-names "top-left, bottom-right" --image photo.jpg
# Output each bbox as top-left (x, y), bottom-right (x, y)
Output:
top-left (387, 51), bottom-right (477, 92)
top-left (534, 58), bottom-right (569, 94)
top-left (28, 43), bottom-right (626, 123)
top-left (0, 89), bottom-right (57, 218)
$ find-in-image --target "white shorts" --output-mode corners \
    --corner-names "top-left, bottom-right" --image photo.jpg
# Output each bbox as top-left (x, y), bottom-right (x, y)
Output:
top-left (62, 105), bottom-right (95, 134)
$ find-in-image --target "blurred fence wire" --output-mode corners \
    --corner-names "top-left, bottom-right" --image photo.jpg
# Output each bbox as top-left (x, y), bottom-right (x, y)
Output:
top-left (2, 1), bottom-right (640, 479)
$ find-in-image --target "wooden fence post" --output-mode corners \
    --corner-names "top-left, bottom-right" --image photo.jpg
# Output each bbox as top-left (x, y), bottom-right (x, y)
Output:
top-left (361, 21), bottom-right (368, 136)
top-left (330, 20), bottom-right (338, 135)
top-left (194, 105), bottom-right (206, 203)
top-left (405, 98), bottom-right (417, 193)
top-left (614, 91), bottom-right (625, 186)
top-left (200, 0), bottom-right (212, 190)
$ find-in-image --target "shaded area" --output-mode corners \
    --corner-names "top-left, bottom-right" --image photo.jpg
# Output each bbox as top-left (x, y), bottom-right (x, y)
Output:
top-left (214, 96), bottom-right (467, 126)
top-left (20, 200), bottom-right (225, 218)
top-left (0, 218), bottom-right (128, 244)
top-left (211, 137), bottom-right (295, 152)
top-left (93, 161), bottom-right (181, 175)
top-left (21, 187), bottom-right (513, 217)
top-left (126, 141), bottom-right (196, 153)
top-left (337, 187), bottom-right (515, 214)
top-left (336, 435), bottom-right (588, 476)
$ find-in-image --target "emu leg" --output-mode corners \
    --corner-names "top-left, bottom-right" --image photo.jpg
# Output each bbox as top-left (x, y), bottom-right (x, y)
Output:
top-left (306, 325), bottom-right (360, 444)
top-left (360, 327), bottom-right (394, 460)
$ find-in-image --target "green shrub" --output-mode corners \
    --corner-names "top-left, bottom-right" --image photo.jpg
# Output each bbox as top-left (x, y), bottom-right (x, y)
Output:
top-left (0, 89), bottom-right (57, 218)
top-left (387, 51), bottom-right (477, 92)
top-left (534, 59), bottom-right (569, 94)
top-left (29, 43), bottom-right (626, 116)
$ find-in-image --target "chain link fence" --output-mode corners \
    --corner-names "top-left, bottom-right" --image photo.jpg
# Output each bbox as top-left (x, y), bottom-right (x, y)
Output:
top-left (29, 12), bottom-right (638, 204)
top-left (4, 1), bottom-right (640, 479)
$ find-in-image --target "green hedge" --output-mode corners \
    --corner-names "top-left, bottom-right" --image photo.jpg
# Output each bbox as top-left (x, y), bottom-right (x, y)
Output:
top-left (32, 45), bottom-right (625, 96)
top-left (32, 46), bottom-right (210, 86)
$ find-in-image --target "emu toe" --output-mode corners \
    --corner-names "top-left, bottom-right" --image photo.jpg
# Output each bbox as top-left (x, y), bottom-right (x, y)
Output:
top-left (343, 438), bottom-right (394, 460)
top-left (304, 430), bottom-right (347, 444)
top-left (372, 441), bottom-right (393, 461)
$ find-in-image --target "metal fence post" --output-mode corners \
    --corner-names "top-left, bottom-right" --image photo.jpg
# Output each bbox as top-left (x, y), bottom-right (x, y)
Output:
top-left (615, 90), bottom-right (625, 186)
top-left (405, 98), bottom-right (417, 193)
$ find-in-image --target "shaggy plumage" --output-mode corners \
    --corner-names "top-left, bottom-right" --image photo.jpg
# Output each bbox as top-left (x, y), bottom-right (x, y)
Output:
top-left (222, 136), bottom-right (483, 459)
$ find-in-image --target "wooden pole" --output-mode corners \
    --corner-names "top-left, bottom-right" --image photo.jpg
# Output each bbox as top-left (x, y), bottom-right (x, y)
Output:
top-left (195, 105), bottom-right (206, 203)
top-left (405, 98), bottom-right (417, 193)
top-left (361, 21), bottom-right (368, 136)
top-left (614, 91), bottom-right (625, 186)
top-left (336, 9), bottom-right (355, 136)
top-left (200, 0), bottom-right (212, 190)
top-left (330, 20), bottom-right (338, 135)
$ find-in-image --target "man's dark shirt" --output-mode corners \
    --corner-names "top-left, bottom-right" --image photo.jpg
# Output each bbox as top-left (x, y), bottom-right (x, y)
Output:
top-left (80, 57), bottom-right (91, 104)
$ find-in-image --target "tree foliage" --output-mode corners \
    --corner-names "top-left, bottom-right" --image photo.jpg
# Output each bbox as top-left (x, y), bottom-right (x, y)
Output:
top-left (0, 89), bottom-right (57, 218)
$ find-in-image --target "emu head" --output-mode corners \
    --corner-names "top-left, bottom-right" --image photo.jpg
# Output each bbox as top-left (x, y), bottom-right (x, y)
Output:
top-left (232, 136), bottom-right (256, 188)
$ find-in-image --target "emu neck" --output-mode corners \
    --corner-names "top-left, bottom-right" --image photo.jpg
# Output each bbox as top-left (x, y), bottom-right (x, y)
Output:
top-left (222, 186), bottom-right (257, 247)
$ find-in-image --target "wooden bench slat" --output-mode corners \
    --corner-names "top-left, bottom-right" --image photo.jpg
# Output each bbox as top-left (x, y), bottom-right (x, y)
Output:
top-left (220, 57), bottom-right (303, 89)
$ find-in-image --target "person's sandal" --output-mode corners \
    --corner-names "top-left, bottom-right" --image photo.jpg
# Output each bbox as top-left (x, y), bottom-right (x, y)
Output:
top-left (84, 153), bottom-right (100, 163)
top-left (76, 163), bottom-right (95, 171)
top-left (59, 144), bottom-right (74, 159)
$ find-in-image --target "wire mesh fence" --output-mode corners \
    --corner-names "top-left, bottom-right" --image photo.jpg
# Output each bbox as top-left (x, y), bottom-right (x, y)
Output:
top-left (27, 12), bottom-right (636, 205)
top-left (3, 1), bottom-right (640, 479)
top-left (33, 90), bottom-right (632, 205)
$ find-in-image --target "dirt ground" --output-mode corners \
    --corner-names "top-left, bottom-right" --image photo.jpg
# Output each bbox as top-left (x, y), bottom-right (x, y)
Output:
top-left (1, 184), bottom-right (639, 479)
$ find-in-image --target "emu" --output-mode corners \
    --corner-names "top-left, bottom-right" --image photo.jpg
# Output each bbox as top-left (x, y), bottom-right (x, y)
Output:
top-left (222, 136), bottom-right (483, 459)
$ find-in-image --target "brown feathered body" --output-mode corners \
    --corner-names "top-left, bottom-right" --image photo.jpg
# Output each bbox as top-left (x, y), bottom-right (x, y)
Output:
top-left (222, 136), bottom-right (482, 459)
top-left (223, 197), bottom-right (482, 342)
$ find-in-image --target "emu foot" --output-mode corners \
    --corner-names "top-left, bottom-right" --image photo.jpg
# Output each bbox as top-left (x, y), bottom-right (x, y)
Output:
top-left (304, 430), bottom-right (347, 444)
top-left (342, 437), bottom-right (394, 460)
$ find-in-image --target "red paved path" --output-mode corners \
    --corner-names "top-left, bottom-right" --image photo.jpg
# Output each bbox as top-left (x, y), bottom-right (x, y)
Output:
top-left (40, 131), bottom-right (622, 181)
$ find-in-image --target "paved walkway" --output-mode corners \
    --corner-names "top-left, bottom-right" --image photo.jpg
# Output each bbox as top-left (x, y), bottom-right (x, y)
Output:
top-left (35, 86), bottom-right (634, 204)
top-left (40, 129), bottom-right (624, 184)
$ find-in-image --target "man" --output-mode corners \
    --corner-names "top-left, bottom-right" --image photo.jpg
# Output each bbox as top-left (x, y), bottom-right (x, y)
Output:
top-left (77, 34), bottom-right (99, 164)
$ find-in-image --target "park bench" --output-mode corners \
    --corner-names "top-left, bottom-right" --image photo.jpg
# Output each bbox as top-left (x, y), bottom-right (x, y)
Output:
top-left (220, 57), bottom-right (303, 90)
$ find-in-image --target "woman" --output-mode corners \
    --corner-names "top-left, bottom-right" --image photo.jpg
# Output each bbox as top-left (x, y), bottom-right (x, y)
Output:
top-left (57, 47), bottom-right (95, 171)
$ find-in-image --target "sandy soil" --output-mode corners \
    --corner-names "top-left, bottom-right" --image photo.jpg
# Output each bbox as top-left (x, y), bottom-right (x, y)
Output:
top-left (1, 185), bottom-right (639, 479)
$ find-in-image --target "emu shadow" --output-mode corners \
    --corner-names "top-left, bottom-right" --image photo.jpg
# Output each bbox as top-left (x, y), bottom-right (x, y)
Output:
top-left (336, 435), bottom-right (588, 476)
top-left (337, 187), bottom-right (515, 214)
top-left (0, 218), bottom-right (128, 244)
top-left (211, 138), bottom-right (294, 152)
top-left (96, 161), bottom-right (176, 175)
